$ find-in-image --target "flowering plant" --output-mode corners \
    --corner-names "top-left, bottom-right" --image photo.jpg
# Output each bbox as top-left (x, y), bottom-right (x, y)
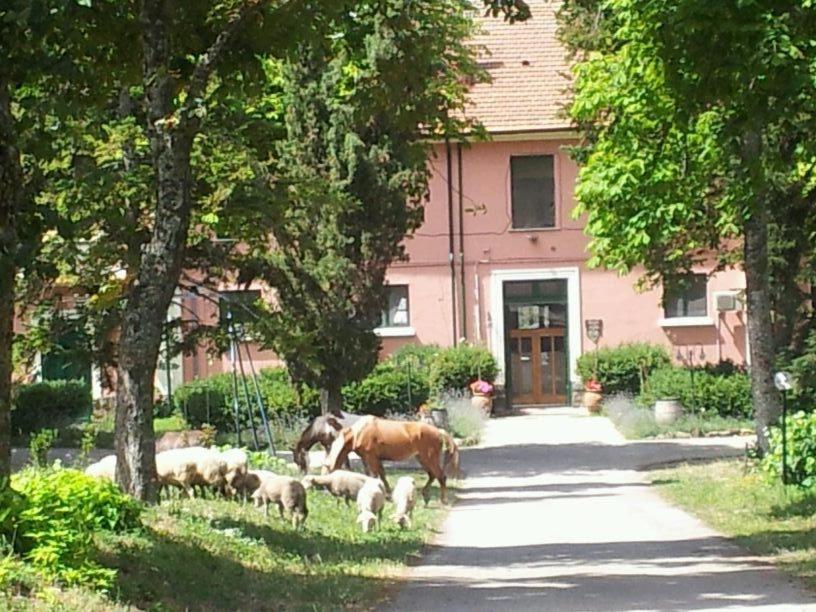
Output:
top-left (585, 378), bottom-right (602, 393)
top-left (469, 379), bottom-right (494, 396)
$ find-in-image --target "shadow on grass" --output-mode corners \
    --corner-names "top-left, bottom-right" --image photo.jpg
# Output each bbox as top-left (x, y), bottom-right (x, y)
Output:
top-left (768, 490), bottom-right (816, 520)
top-left (97, 524), bottom-right (394, 611)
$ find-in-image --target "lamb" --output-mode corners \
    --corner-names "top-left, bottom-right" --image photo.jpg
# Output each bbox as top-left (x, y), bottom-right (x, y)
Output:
top-left (84, 454), bottom-right (117, 481)
top-left (391, 476), bottom-right (416, 529)
top-left (356, 478), bottom-right (385, 533)
top-left (220, 448), bottom-right (249, 498)
top-left (155, 446), bottom-right (226, 499)
top-left (155, 430), bottom-right (207, 453)
top-left (252, 475), bottom-right (308, 528)
top-left (301, 470), bottom-right (374, 505)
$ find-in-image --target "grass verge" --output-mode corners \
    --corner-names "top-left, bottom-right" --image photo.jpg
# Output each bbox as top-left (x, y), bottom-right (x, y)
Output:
top-left (651, 459), bottom-right (816, 590)
top-left (3, 469), bottom-right (452, 611)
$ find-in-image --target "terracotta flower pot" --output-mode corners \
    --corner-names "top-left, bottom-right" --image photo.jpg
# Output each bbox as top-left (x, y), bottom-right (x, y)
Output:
top-left (583, 390), bottom-right (603, 414)
top-left (471, 393), bottom-right (493, 416)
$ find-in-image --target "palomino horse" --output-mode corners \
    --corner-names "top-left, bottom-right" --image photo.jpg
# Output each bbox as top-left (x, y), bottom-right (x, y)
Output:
top-left (291, 410), bottom-right (362, 472)
top-left (324, 417), bottom-right (460, 504)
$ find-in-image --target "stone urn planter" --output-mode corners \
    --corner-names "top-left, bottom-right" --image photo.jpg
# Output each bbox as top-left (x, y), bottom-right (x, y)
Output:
top-left (654, 398), bottom-right (683, 425)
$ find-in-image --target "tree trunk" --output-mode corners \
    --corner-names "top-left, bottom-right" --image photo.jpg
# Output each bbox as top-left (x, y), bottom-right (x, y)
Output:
top-left (0, 81), bottom-right (22, 479)
top-left (319, 383), bottom-right (343, 415)
top-left (744, 208), bottom-right (781, 453)
top-left (114, 2), bottom-right (195, 501)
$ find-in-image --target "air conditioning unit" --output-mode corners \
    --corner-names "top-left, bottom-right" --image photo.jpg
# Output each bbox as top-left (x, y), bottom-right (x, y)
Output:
top-left (715, 291), bottom-right (743, 312)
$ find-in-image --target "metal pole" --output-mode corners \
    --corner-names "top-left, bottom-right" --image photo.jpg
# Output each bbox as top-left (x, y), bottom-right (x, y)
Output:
top-left (234, 329), bottom-right (260, 451)
top-left (406, 359), bottom-right (413, 412)
top-left (243, 341), bottom-right (276, 456)
top-left (782, 390), bottom-right (789, 485)
top-left (227, 313), bottom-right (243, 446)
top-left (164, 324), bottom-right (173, 416)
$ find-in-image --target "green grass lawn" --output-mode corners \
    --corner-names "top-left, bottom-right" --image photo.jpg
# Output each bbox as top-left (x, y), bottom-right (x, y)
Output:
top-left (3, 469), bottom-right (452, 611)
top-left (651, 459), bottom-right (816, 589)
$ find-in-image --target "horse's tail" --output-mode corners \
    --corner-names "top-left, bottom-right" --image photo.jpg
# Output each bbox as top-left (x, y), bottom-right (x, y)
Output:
top-left (440, 431), bottom-right (461, 479)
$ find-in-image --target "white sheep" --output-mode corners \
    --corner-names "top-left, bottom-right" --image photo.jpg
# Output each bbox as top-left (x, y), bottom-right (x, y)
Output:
top-left (301, 470), bottom-right (374, 505)
top-left (84, 454), bottom-right (117, 481)
top-left (252, 475), bottom-right (308, 528)
top-left (356, 478), bottom-right (385, 533)
top-left (220, 448), bottom-right (249, 498)
top-left (156, 446), bottom-right (226, 499)
top-left (391, 476), bottom-right (416, 529)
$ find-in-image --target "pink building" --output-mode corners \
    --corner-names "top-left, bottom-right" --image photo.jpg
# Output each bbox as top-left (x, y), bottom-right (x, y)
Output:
top-left (374, 0), bottom-right (748, 406)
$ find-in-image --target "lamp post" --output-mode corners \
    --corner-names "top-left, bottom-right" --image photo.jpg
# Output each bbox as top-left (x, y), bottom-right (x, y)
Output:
top-left (774, 371), bottom-right (793, 485)
top-left (677, 346), bottom-right (706, 415)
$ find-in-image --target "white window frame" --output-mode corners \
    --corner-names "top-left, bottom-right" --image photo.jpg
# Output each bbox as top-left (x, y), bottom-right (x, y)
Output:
top-left (489, 267), bottom-right (582, 388)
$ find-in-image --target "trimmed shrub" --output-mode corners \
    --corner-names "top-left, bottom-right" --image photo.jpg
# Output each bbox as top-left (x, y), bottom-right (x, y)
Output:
top-left (11, 380), bottom-right (92, 436)
top-left (390, 344), bottom-right (442, 374)
top-left (761, 411), bottom-right (816, 487)
top-left (10, 467), bottom-right (142, 590)
top-left (577, 342), bottom-right (671, 395)
top-left (343, 361), bottom-right (430, 416)
top-left (175, 367), bottom-right (319, 430)
top-left (639, 365), bottom-right (752, 419)
top-left (428, 344), bottom-right (498, 394)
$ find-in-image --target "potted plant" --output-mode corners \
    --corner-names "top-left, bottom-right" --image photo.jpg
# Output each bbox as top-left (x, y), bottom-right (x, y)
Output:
top-left (469, 379), bottom-right (494, 416)
top-left (583, 378), bottom-right (603, 413)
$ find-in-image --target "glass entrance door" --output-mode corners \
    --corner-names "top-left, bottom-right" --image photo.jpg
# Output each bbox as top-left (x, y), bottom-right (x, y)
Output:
top-left (505, 280), bottom-right (569, 405)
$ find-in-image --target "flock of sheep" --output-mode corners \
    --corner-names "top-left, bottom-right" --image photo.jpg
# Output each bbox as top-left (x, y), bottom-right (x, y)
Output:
top-left (84, 443), bottom-right (416, 533)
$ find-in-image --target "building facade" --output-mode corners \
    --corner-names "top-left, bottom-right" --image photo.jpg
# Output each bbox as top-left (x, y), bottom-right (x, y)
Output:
top-left (373, 0), bottom-right (748, 406)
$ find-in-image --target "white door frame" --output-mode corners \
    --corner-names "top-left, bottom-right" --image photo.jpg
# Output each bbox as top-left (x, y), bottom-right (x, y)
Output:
top-left (489, 267), bottom-right (582, 392)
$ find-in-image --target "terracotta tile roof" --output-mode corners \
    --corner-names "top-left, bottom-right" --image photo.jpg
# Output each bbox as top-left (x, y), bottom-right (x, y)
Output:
top-left (467, 0), bottom-right (573, 134)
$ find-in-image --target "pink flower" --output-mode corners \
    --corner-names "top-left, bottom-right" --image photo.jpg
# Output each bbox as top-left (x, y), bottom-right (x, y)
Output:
top-left (585, 379), bottom-right (602, 393)
top-left (470, 379), bottom-right (494, 395)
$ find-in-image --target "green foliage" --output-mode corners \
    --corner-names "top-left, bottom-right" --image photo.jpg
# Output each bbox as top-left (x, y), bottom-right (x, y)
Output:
top-left (342, 361), bottom-right (430, 416)
top-left (390, 344), bottom-right (442, 377)
top-left (28, 429), bottom-right (58, 470)
top-left (11, 380), bottom-right (92, 436)
top-left (762, 411), bottom-right (816, 488)
top-left (245, 451), bottom-right (299, 477)
top-left (576, 343), bottom-right (670, 395)
top-left (0, 478), bottom-right (26, 551)
top-left (175, 367), bottom-right (318, 431)
top-left (639, 366), bottom-right (752, 419)
top-left (10, 467), bottom-right (142, 590)
top-left (779, 330), bottom-right (816, 413)
top-left (244, 2), bottom-right (485, 408)
top-left (428, 345), bottom-right (498, 394)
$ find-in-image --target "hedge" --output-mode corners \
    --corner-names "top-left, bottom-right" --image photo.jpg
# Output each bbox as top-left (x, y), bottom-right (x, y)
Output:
top-left (577, 342), bottom-right (671, 395)
top-left (639, 365), bottom-right (752, 419)
top-left (11, 380), bottom-right (93, 436)
top-left (761, 410), bottom-right (816, 487)
top-left (342, 361), bottom-right (431, 416)
top-left (174, 367), bottom-right (319, 431)
top-left (428, 344), bottom-right (498, 394)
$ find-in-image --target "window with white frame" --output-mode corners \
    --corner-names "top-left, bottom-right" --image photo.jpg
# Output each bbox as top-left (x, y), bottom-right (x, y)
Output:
top-left (663, 274), bottom-right (708, 318)
top-left (510, 155), bottom-right (556, 229)
top-left (381, 285), bottom-right (410, 328)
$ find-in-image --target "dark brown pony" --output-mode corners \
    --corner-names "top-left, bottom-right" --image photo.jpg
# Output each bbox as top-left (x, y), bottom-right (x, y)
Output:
top-left (324, 417), bottom-right (460, 504)
top-left (291, 410), bottom-right (361, 472)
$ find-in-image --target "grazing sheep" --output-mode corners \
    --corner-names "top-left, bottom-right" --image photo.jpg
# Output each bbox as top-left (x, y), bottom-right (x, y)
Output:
top-left (356, 478), bottom-right (385, 533)
top-left (221, 448), bottom-right (249, 498)
top-left (301, 470), bottom-right (374, 505)
top-left (391, 476), bottom-right (416, 529)
top-left (357, 510), bottom-right (378, 533)
top-left (84, 455), bottom-right (117, 481)
top-left (252, 475), bottom-right (308, 528)
top-left (155, 430), bottom-right (207, 453)
top-left (237, 469), bottom-right (278, 499)
top-left (156, 446), bottom-right (226, 499)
